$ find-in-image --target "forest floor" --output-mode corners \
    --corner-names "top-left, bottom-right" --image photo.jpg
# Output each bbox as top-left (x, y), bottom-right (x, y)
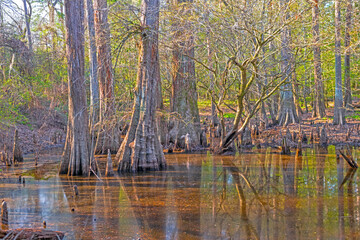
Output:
top-left (0, 106), bottom-right (67, 156)
top-left (198, 99), bottom-right (360, 150)
top-left (1, 100), bottom-right (360, 160)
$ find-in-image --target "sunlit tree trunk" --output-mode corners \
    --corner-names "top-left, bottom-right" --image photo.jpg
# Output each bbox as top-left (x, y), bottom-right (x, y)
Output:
top-left (333, 0), bottom-right (345, 125)
top-left (312, 0), bottom-right (326, 118)
top-left (344, 0), bottom-right (352, 109)
top-left (116, 0), bottom-right (166, 172)
top-left (59, 0), bottom-right (90, 176)
top-left (171, 0), bottom-right (201, 148)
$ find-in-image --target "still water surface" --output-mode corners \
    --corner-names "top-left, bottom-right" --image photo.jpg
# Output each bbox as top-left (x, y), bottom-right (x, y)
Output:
top-left (0, 147), bottom-right (359, 239)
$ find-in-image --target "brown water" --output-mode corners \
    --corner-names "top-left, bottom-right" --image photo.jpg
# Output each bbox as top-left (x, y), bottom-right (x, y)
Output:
top-left (0, 146), bottom-right (359, 239)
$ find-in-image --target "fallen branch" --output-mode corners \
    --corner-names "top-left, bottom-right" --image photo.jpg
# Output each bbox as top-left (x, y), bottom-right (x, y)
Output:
top-left (338, 149), bottom-right (358, 169)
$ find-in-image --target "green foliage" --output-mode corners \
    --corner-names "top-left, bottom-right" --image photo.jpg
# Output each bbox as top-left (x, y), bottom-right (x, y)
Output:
top-left (223, 113), bottom-right (236, 119)
top-left (347, 112), bottom-right (360, 120)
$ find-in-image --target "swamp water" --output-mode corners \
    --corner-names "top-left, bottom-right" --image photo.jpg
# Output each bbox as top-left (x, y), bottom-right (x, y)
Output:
top-left (0, 147), bottom-right (359, 239)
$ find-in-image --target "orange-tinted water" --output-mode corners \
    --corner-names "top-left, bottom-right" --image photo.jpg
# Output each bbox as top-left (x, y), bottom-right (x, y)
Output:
top-left (0, 146), bottom-right (359, 239)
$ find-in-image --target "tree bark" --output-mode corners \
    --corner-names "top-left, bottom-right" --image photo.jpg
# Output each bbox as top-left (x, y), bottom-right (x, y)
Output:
top-left (333, 0), bottom-right (346, 125)
top-left (312, 0), bottom-right (326, 118)
top-left (171, 0), bottom-right (201, 149)
top-left (277, 1), bottom-right (298, 126)
top-left (94, 0), bottom-right (119, 153)
top-left (86, 0), bottom-right (100, 123)
top-left (60, 0), bottom-right (90, 176)
top-left (116, 0), bottom-right (166, 172)
top-left (12, 129), bottom-right (23, 163)
top-left (344, 0), bottom-right (352, 109)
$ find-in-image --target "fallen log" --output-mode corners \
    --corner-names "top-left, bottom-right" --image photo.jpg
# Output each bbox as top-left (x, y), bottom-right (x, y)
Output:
top-left (0, 228), bottom-right (64, 240)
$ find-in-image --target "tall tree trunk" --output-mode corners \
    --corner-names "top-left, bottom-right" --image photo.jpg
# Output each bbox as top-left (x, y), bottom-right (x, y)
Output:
top-left (94, 0), bottom-right (119, 153)
top-left (22, 0), bottom-right (32, 52)
top-left (59, 0), bottom-right (90, 176)
top-left (171, 0), bottom-right (201, 148)
top-left (312, 0), bottom-right (326, 118)
top-left (155, 50), bottom-right (167, 146)
top-left (205, 0), bottom-right (219, 127)
top-left (116, 0), bottom-right (166, 172)
top-left (277, 0), bottom-right (298, 126)
top-left (48, 1), bottom-right (57, 53)
top-left (86, 0), bottom-right (99, 123)
top-left (0, 2), bottom-right (3, 27)
top-left (333, 0), bottom-right (346, 125)
top-left (344, 0), bottom-right (352, 109)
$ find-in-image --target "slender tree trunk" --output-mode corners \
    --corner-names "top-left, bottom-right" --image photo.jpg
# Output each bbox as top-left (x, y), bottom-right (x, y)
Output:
top-left (94, 0), bottom-right (114, 120)
top-left (22, 0), bottom-right (32, 52)
top-left (155, 50), bottom-right (168, 146)
top-left (277, 0), bottom-right (298, 126)
top-left (0, 2), bottom-right (3, 27)
top-left (292, 70), bottom-right (303, 117)
top-left (86, 0), bottom-right (100, 123)
top-left (48, 2), bottom-right (57, 53)
top-left (208, 41), bottom-right (219, 127)
top-left (116, 0), bottom-right (166, 172)
top-left (333, 0), bottom-right (346, 125)
top-left (171, 0), bottom-right (201, 149)
top-left (60, 0), bottom-right (90, 176)
top-left (94, 0), bottom-right (119, 153)
top-left (312, 0), bottom-right (326, 118)
top-left (344, 0), bottom-right (352, 109)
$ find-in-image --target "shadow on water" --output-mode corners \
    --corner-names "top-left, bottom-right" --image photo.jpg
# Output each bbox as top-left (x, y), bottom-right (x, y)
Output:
top-left (0, 147), bottom-right (360, 239)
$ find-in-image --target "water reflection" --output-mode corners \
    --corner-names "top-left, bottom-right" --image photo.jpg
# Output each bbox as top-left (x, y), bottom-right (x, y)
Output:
top-left (0, 148), bottom-right (360, 239)
top-left (316, 146), bottom-right (326, 240)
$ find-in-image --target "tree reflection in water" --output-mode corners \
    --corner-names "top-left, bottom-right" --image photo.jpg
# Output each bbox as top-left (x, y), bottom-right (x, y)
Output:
top-left (1, 148), bottom-right (360, 239)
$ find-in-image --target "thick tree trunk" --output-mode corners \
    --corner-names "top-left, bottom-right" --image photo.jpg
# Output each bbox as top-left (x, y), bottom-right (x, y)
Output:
top-left (60, 0), bottom-right (90, 176)
top-left (312, 0), bottom-right (326, 118)
top-left (116, 0), bottom-right (166, 173)
top-left (86, 0), bottom-right (100, 123)
top-left (171, 0), bottom-right (201, 149)
top-left (94, 0), bottom-right (119, 153)
top-left (344, 0), bottom-right (352, 109)
top-left (333, 0), bottom-right (346, 125)
top-left (277, 0), bottom-right (298, 126)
